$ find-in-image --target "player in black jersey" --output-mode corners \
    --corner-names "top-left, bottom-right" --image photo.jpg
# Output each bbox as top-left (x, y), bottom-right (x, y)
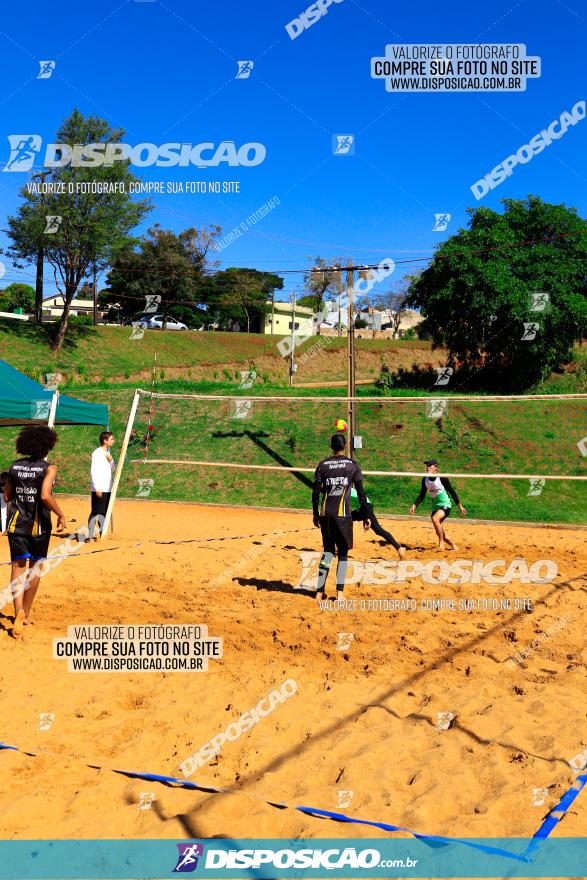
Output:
top-left (4, 426), bottom-right (66, 638)
top-left (312, 433), bottom-right (369, 601)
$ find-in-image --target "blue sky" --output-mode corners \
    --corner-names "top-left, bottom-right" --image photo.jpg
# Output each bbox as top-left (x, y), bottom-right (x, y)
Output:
top-left (0, 0), bottom-right (585, 303)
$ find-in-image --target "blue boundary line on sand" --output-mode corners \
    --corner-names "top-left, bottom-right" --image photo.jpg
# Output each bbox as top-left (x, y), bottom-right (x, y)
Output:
top-left (1, 740), bottom-right (585, 863)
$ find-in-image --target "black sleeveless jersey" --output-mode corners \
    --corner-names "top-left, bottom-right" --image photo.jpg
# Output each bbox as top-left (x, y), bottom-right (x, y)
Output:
top-left (7, 458), bottom-right (52, 536)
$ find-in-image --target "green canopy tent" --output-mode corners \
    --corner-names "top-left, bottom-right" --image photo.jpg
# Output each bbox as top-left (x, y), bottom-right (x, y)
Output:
top-left (0, 359), bottom-right (108, 426)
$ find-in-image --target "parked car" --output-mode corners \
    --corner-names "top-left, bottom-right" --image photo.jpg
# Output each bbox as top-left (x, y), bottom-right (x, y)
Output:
top-left (131, 314), bottom-right (188, 331)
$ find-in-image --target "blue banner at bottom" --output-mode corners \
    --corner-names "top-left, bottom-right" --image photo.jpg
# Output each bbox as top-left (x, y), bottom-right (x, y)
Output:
top-left (0, 838), bottom-right (585, 879)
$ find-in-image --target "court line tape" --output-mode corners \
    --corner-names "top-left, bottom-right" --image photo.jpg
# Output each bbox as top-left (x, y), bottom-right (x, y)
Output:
top-left (0, 740), bottom-right (584, 863)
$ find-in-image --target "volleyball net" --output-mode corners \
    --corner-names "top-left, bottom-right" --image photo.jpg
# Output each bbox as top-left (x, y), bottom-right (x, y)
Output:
top-left (101, 390), bottom-right (587, 535)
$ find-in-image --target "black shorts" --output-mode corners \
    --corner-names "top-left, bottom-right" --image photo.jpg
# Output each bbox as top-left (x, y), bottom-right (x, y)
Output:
top-left (8, 532), bottom-right (51, 562)
top-left (432, 506), bottom-right (451, 519)
top-left (320, 516), bottom-right (353, 556)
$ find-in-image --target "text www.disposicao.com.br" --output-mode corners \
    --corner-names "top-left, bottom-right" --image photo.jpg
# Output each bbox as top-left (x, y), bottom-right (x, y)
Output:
top-left (70, 657), bottom-right (202, 671)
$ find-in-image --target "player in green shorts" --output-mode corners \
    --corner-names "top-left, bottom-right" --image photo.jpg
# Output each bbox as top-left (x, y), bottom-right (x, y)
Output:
top-left (350, 487), bottom-right (405, 559)
top-left (408, 459), bottom-right (466, 550)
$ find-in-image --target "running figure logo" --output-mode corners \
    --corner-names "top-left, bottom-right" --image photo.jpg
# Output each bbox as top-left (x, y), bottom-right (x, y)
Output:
top-left (173, 843), bottom-right (204, 873)
top-left (433, 213), bottom-right (451, 231)
top-left (434, 367), bottom-right (453, 386)
top-left (529, 291), bottom-right (550, 312)
top-left (332, 134), bottom-right (355, 155)
top-left (236, 61), bottom-right (254, 79)
top-left (294, 551), bottom-right (321, 590)
top-left (522, 322), bottom-right (539, 341)
top-left (4, 135), bottom-right (42, 172)
top-left (527, 478), bottom-right (545, 497)
top-left (44, 215), bottom-right (62, 233)
top-left (37, 60), bottom-right (56, 79)
top-left (232, 399), bottom-right (252, 419)
top-left (427, 399), bottom-right (447, 419)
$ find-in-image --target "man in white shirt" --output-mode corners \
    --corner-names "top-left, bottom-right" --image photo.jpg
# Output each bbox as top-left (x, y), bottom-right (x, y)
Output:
top-left (89, 431), bottom-right (116, 540)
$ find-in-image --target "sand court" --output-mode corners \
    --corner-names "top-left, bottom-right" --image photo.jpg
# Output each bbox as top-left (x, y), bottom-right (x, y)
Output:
top-left (0, 497), bottom-right (585, 842)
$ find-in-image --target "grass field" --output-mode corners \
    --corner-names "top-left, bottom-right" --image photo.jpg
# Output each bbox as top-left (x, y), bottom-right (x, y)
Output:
top-left (1, 323), bottom-right (585, 524)
top-left (1, 379), bottom-right (584, 525)
top-left (0, 318), bottom-right (441, 386)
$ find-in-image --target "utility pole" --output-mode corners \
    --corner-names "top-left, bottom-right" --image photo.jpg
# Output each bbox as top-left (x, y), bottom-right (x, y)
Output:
top-left (92, 260), bottom-right (98, 326)
top-left (271, 288), bottom-right (275, 334)
top-left (346, 263), bottom-right (356, 457)
top-left (288, 290), bottom-right (296, 387)
top-left (32, 170), bottom-right (50, 324)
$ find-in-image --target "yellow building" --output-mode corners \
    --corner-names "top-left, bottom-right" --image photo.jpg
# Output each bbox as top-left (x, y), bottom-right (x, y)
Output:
top-left (263, 301), bottom-right (315, 336)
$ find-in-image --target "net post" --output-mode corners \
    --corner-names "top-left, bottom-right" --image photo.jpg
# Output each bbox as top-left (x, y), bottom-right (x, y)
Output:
top-left (101, 389), bottom-right (142, 539)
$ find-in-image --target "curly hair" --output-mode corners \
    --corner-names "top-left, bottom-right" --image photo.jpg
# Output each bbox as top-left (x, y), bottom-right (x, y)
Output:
top-left (15, 426), bottom-right (58, 460)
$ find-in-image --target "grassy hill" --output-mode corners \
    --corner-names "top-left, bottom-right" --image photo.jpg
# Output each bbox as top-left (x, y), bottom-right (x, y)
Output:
top-left (0, 321), bottom-right (585, 524)
top-left (0, 318), bottom-right (447, 386)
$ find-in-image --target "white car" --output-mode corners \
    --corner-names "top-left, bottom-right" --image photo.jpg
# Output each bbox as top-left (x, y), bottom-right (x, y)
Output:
top-left (131, 314), bottom-right (188, 331)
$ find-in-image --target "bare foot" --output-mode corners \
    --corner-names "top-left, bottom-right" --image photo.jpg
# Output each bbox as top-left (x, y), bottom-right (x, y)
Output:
top-left (438, 542), bottom-right (445, 551)
top-left (397, 546), bottom-right (406, 560)
top-left (23, 617), bottom-right (34, 625)
top-left (317, 591), bottom-right (327, 601)
top-left (12, 609), bottom-right (26, 639)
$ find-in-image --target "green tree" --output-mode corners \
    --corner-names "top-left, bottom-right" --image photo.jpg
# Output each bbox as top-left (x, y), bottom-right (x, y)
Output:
top-left (304, 256), bottom-right (344, 334)
top-left (4, 109), bottom-right (151, 350)
top-left (407, 196), bottom-right (587, 389)
top-left (203, 268), bottom-right (283, 332)
top-left (101, 223), bottom-right (221, 328)
top-left (0, 282), bottom-right (35, 313)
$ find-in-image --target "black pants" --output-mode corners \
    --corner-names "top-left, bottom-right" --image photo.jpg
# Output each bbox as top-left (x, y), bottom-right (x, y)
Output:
top-left (352, 504), bottom-right (400, 551)
top-left (88, 492), bottom-right (110, 538)
top-left (318, 516), bottom-right (352, 593)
